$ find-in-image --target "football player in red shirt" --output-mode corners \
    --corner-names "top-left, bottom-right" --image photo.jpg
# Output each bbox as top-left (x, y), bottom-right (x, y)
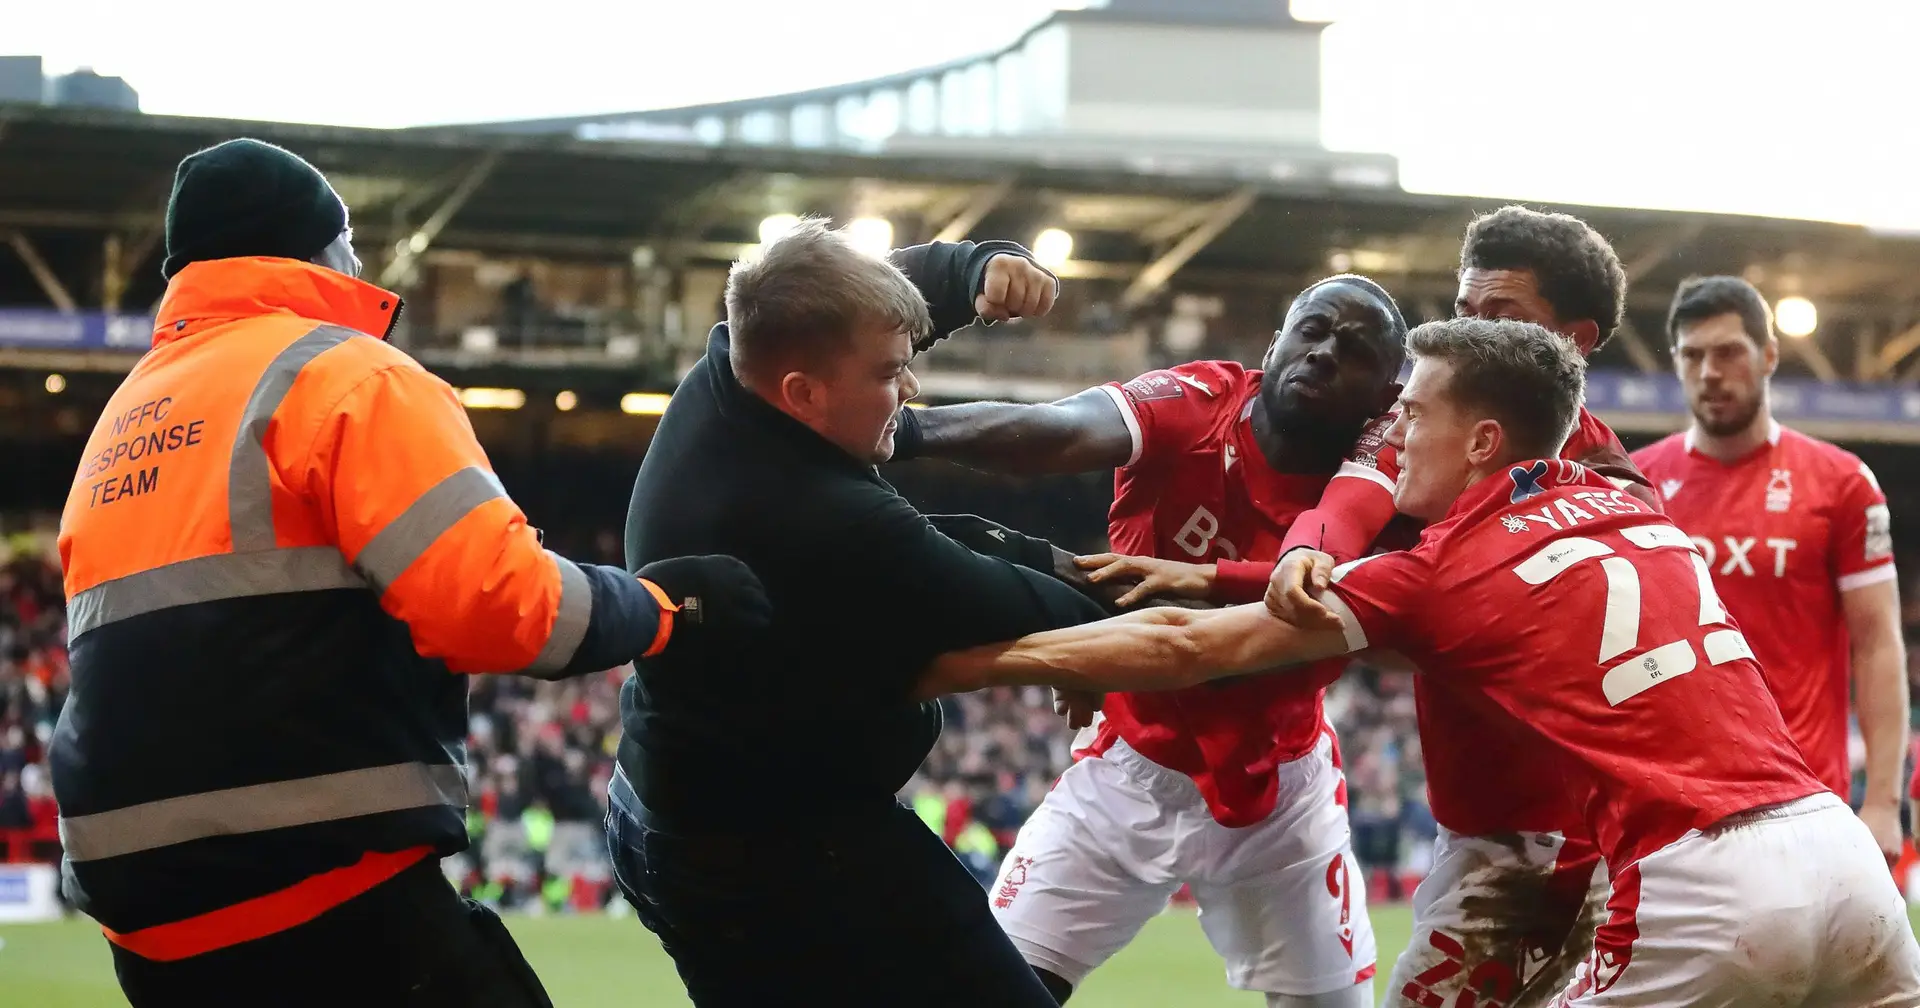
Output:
top-left (1632, 276), bottom-right (1908, 865)
top-left (893, 275), bottom-right (1408, 1007)
top-left (1166, 207), bottom-right (1656, 1008)
top-left (925, 317), bottom-right (1920, 1006)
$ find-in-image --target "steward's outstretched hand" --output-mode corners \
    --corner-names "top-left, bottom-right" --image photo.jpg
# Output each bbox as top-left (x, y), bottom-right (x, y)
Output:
top-left (637, 555), bottom-right (773, 645)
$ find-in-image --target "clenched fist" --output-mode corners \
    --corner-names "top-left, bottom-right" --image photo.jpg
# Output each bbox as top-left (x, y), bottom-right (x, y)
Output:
top-left (976, 254), bottom-right (1058, 323)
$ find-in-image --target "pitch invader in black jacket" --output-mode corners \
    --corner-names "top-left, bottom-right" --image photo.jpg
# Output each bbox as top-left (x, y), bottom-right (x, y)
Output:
top-left (618, 220), bottom-right (1128, 1006)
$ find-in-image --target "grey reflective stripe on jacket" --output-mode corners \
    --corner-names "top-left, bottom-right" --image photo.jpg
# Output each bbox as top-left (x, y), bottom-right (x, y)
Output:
top-left (61, 324), bottom-right (497, 859)
top-left (60, 763), bottom-right (469, 863)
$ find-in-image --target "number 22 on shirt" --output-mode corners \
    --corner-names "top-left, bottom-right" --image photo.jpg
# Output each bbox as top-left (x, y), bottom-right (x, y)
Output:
top-left (1514, 523), bottom-right (1754, 707)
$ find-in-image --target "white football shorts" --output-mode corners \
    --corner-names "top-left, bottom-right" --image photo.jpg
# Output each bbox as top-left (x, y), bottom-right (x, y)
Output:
top-left (988, 733), bottom-right (1376, 996)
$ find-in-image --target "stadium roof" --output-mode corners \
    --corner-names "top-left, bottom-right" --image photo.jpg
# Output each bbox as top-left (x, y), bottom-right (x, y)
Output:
top-left (460, 0), bottom-right (1318, 137)
top-left (5, 102), bottom-right (1920, 381)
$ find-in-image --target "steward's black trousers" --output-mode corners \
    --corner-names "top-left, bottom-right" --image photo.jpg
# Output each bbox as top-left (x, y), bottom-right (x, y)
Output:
top-left (108, 859), bottom-right (554, 1008)
top-left (606, 769), bottom-right (1056, 1007)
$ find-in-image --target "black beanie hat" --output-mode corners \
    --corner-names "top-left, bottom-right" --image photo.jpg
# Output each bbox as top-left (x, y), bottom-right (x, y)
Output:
top-left (160, 138), bottom-right (349, 280)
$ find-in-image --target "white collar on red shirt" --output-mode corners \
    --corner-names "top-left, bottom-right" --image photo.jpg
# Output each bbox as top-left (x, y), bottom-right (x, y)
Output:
top-left (1684, 417), bottom-right (1781, 456)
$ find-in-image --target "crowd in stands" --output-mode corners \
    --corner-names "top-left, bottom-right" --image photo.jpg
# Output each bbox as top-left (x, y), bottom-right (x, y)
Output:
top-left (0, 536), bottom-right (66, 865)
top-left (4, 529), bottom-right (1920, 913)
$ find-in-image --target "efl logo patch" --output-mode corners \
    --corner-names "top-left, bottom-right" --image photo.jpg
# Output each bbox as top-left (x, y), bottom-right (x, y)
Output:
top-left (1123, 372), bottom-right (1189, 402)
top-left (1865, 504), bottom-right (1893, 561)
top-left (1353, 411), bottom-right (1394, 458)
top-left (1508, 460), bottom-right (1550, 503)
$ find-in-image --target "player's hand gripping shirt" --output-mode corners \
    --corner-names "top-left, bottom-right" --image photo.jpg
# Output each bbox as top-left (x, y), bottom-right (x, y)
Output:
top-left (1092, 360), bottom-right (1371, 827)
top-left (1632, 421), bottom-right (1894, 796)
top-left (1322, 460), bottom-right (1824, 869)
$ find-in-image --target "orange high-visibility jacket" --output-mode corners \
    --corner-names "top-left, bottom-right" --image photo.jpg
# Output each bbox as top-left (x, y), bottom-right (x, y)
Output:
top-left (53, 256), bottom-right (669, 961)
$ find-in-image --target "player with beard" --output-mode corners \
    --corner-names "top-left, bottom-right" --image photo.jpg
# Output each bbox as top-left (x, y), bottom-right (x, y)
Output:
top-left (1632, 276), bottom-right (1907, 864)
top-left (889, 275), bottom-right (1406, 1007)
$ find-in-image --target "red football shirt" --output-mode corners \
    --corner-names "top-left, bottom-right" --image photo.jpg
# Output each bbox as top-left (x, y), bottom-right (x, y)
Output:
top-left (1087, 360), bottom-right (1375, 827)
top-left (1325, 460), bottom-right (1824, 869)
top-left (1286, 406), bottom-right (1654, 838)
top-left (1633, 421), bottom-right (1895, 796)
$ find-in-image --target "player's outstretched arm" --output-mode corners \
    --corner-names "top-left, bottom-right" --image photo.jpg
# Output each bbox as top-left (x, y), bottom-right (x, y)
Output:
top-left (892, 387), bottom-right (1135, 476)
top-left (913, 602), bottom-right (1349, 699)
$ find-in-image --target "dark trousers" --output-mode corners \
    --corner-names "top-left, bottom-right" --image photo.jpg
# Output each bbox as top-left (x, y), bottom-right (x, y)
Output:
top-left (110, 859), bottom-right (554, 1008)
top-left (606, 778), bottom-right (1056, 1007)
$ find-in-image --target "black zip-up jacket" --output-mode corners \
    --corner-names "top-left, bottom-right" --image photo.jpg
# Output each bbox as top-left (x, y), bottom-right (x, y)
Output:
top-left (621, 241), bottom-right (1107, 828)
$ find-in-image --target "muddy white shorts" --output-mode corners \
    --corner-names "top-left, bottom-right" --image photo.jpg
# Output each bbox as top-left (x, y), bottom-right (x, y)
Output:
top-left (987, 734), bottom-right (1376, 996)
top-left (1552, 792), bottom-right (1920, 1007)
top-left (1386, 826), bottom-right (1607, 1008)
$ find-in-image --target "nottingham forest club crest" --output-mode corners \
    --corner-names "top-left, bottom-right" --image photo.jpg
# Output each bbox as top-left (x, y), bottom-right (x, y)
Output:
top-left (1765, 469), bottom-right (1793, 513)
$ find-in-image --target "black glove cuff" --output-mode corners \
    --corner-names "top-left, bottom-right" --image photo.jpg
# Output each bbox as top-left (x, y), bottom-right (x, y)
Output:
top-left (891, 405), bottom-right (925, 461)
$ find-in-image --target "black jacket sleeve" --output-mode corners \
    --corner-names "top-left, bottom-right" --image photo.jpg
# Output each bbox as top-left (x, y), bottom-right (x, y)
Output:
top-left (550, 562), bottom-right (665, 679)
top-left (818, 494), bottom-right (1108, 696)
top-left (923, 513), bottom-right (1058, 572)
top-left (922, 513), bottom-right (1213, 616)
top-left (889, 240), bottom-right (1039, 349)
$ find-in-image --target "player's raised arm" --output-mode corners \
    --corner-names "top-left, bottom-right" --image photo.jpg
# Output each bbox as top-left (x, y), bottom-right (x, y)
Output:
top-left (887, 240), bottom-right (1057, 347)
top-left (913, 601), bottom-right (1349, 699)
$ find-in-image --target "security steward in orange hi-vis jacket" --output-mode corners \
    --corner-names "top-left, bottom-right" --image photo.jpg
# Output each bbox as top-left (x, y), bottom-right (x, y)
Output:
top-left (52, 138), bottom-right (772, 1008)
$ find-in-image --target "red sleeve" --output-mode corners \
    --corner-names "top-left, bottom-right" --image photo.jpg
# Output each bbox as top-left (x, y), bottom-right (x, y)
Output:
top-left (1213, 559), bottom-right (1278, 604)
top-left (1831, 457), bottom-right (1896, 590)
top-left (1218, 461), bottom-right (1398, 603)
top-left (1100, 361), bottom-right (1241, 468)
top-left (1280, 411), bottom-right (1401, 562)
top-left (1323, 550), bottom-right (1433, 656)
top-left (1564, 409), bottom-right (1659, 512)
top-left (1221, 412), bottom-right (1405, 602)
top-left (1215, 412), bottom-right (1403, 603)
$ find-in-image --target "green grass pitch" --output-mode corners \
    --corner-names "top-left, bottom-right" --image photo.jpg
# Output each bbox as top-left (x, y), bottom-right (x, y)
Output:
top-left (4, 904), bottom-right (1918, 1006)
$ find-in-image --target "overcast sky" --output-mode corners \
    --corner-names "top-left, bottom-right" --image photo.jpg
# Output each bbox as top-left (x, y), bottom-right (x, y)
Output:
top-left (16, 0), bottom-right (1920, 229)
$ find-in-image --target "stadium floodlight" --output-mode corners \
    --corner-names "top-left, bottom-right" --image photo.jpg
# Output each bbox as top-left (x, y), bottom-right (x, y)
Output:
top-left (1033, 228), bottom-right (1074, 270)
top-left (554, 390), bottom-right (578, 412)
top-left (758, 214), bottom-right (802, 245)
top-left (621, 392), bottom-right (672, 416)
top-left (457, 387), bottom-right (526, 410)
top-left (846, 217), bottom-right (894, 257)
top-left (44, 373), bottom-right (66, 394)
top-left (1775, 296), bottom-right (1817, 338)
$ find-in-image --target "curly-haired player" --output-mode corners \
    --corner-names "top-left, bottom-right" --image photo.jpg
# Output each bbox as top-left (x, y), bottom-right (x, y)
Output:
top-left (1284, 206), bottom-right (1659, 1008)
